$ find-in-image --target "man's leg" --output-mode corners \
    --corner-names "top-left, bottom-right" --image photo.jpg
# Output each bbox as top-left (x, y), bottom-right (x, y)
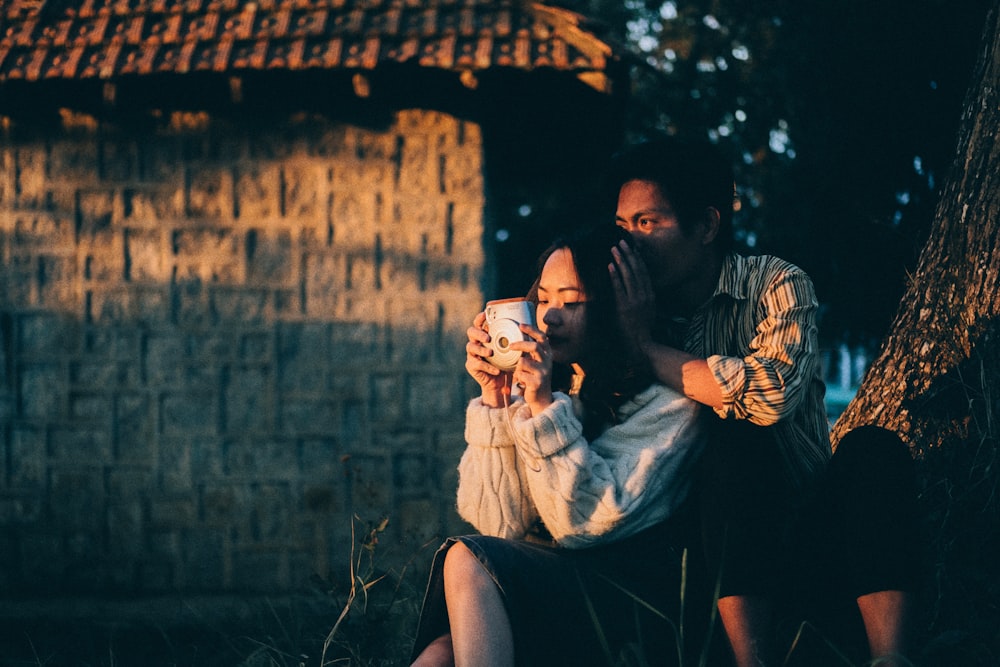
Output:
top-left (717, 594), bottom-right (777, 667)
top-left (698, 421), bottom-right (795, 667)
top-left (857, 589), bottom-right (916, 665)
top-left (833, 426), bottom-right (922, 665)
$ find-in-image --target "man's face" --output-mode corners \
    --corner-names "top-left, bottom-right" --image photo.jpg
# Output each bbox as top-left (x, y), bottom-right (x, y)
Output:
top-left (615, 179), bottom-right (709, 293)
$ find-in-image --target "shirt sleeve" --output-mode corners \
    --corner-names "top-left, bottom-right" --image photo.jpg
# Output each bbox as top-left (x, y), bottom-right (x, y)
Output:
top-left (455, 397), bottom-right (541, 539)
top-left (708, 266), bottom-right (820, 425)
top-left (510, 386), bottom-right (703, 548)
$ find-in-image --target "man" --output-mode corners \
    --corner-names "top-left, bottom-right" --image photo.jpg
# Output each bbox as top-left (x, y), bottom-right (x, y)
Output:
top-left (606, 138), bottom-right (917, 667)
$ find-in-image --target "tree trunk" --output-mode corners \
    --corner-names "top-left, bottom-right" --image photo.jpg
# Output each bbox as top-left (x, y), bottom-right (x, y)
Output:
top-left (831, 0), bottom-right (1000, 453)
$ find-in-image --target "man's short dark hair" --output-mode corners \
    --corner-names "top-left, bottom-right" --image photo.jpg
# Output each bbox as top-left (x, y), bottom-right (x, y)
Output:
top-left (607, 137), bottom-right (736, 253)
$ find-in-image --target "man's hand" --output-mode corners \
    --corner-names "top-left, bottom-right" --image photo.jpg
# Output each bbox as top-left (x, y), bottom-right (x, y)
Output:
top-left (609, 240), bottom-right (656, 360)
top-left (610, 240), bottom-right (725, 410)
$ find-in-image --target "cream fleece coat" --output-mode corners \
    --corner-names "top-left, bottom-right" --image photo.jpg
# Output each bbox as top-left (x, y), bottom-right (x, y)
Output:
top-left (457, 384), bottom-right (703, 549)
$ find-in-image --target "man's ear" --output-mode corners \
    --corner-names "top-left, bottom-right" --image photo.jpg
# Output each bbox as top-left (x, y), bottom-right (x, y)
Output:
top-left (701, 207), bottom-right (721, 246)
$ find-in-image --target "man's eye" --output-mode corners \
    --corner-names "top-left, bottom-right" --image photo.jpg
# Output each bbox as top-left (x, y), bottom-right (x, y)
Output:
top-left (638, 218), bottom-right (654, 228)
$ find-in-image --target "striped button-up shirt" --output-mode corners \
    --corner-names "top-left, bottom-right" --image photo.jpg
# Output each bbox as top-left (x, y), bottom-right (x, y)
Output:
top-left (672, 253), bottom-right (832, 491)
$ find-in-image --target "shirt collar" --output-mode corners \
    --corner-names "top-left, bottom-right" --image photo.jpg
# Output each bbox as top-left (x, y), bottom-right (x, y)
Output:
top-left (712, 252), bottom-right (748, 301)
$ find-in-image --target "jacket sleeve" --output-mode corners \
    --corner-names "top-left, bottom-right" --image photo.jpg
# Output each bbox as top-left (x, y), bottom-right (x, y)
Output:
top-left (511, 386), bottom-right (703, 548)
top-left (708, 267), bottom-right (820, 425)
top-left (455, 397), bottom-right (541, 539)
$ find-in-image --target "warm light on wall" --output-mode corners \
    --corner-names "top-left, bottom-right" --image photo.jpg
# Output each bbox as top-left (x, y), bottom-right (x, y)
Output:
top-left (58, 108), bottom-right (99, 131)
top-left (169, 111), bottom-right (212, 131)
top-left (352, 73), bottom-right (371, 98)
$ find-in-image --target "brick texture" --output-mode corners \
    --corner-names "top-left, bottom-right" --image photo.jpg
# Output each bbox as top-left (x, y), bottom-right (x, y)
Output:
top-left (0, 108), bottom-right (484, 593)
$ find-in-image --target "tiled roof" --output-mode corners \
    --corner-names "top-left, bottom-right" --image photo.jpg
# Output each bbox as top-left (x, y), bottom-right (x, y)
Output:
top-left (0, 0), bottom-right (614, 82)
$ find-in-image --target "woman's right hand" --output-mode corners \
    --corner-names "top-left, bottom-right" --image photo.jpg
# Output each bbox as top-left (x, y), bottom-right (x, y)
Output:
top-left (466, 311), bottom-right (511, 407)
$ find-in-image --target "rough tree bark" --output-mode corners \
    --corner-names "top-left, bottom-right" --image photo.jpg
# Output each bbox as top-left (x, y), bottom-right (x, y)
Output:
top-left (831, 0), bottom-right (1000, 452)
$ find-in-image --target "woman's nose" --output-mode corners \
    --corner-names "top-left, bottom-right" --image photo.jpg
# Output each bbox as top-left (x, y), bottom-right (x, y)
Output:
top-left (542, 308), bottom-right (561, 327)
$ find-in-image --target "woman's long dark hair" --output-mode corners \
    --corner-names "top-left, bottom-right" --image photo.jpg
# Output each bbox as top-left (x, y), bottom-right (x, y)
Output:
top-left (527, 226), bottom-right (653, 439)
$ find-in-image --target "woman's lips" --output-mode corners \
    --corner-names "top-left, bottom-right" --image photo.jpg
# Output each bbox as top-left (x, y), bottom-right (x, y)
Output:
top-left (547, 334), bottom-right (572, 352)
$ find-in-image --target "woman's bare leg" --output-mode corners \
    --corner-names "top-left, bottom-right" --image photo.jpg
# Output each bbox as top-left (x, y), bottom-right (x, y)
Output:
top-left (442, 542), bottom-right (515, 667)
top-left (410, 633), bottom-right (455, 667)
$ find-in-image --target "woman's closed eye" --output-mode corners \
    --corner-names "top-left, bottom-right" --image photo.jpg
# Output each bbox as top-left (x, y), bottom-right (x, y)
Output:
top-left (539, 300), bottom-right (585, 308)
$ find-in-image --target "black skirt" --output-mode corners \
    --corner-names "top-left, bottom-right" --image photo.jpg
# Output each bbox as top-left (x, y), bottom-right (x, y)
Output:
top-left (409, 507), bottom-right (713, 667)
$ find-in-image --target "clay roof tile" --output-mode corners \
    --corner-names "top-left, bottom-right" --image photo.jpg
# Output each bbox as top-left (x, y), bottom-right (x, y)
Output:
top-left (0, 0), bottom-right (616, 83)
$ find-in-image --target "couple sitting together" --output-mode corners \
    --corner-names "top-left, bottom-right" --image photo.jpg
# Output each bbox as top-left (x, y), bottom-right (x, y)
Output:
top-left (408, 138), bottom-right (923, 667)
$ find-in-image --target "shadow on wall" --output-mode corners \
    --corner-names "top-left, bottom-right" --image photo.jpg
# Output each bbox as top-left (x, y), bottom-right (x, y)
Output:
top-left (0, 273), bottom-right (476, 598)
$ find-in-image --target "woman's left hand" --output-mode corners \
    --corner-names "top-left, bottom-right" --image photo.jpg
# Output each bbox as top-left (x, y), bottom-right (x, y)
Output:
top-left (511, 323), bottom-right (554, 416)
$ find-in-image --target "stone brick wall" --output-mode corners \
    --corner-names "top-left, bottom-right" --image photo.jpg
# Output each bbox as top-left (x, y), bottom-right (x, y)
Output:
top-left (0, 107), bottom-right (484, 594)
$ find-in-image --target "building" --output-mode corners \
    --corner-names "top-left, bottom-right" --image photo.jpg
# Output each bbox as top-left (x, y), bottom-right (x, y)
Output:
top-left (0, 0), bottom-right (625, 598)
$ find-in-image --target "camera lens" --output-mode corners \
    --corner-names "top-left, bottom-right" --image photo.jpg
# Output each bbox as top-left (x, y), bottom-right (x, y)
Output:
top-left (486, 315), bottom-right (524, 371)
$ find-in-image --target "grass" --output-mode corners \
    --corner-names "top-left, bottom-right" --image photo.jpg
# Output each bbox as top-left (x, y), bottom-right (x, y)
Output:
top-left (0, 592), bottom-right (391, 666)
top-left (313, 515), bottom-right (424, 667)
top-left (910, 353), bottom-right (1000, 666)
top-left (0, 596), bottom-right (333, 666)
top-left (0, 516), bottom-right (426, 667)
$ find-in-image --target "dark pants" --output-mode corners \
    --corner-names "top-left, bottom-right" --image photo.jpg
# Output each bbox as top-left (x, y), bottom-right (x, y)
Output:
top-left (409, 513), bottom-right (703, 667)
top-left (697, 419), bottom-right (797, 600)
top-left (696, 421), bottom-right (923, 664)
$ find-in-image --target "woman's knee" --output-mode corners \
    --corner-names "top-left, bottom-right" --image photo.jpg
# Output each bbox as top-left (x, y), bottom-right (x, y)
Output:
top-left (443, 542), bottom-right (492, 592)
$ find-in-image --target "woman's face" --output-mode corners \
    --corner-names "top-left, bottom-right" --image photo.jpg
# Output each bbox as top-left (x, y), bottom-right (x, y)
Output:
top-left (536, 248), bottom-right (589, 365)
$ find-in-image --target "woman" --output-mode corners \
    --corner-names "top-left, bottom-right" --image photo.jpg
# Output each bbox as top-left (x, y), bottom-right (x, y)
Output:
top-left (409, 227), bottom-right (709, 667)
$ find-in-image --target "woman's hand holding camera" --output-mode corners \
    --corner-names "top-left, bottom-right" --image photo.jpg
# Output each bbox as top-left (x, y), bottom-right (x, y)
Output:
top-left (510, 323), bottom-right (554, 417)
top-left (466, 311), bottom-right (510, 407)
top-left (466, 313), bottom-right (553, 415)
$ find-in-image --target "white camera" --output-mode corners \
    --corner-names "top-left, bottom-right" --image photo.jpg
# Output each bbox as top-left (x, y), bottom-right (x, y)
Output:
top-left (483, 298), bottom-right (536, 371)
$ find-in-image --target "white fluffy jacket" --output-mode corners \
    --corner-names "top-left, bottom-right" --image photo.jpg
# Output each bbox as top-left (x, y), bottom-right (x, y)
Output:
top-left (457, 384), bottom-right (703, 549)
